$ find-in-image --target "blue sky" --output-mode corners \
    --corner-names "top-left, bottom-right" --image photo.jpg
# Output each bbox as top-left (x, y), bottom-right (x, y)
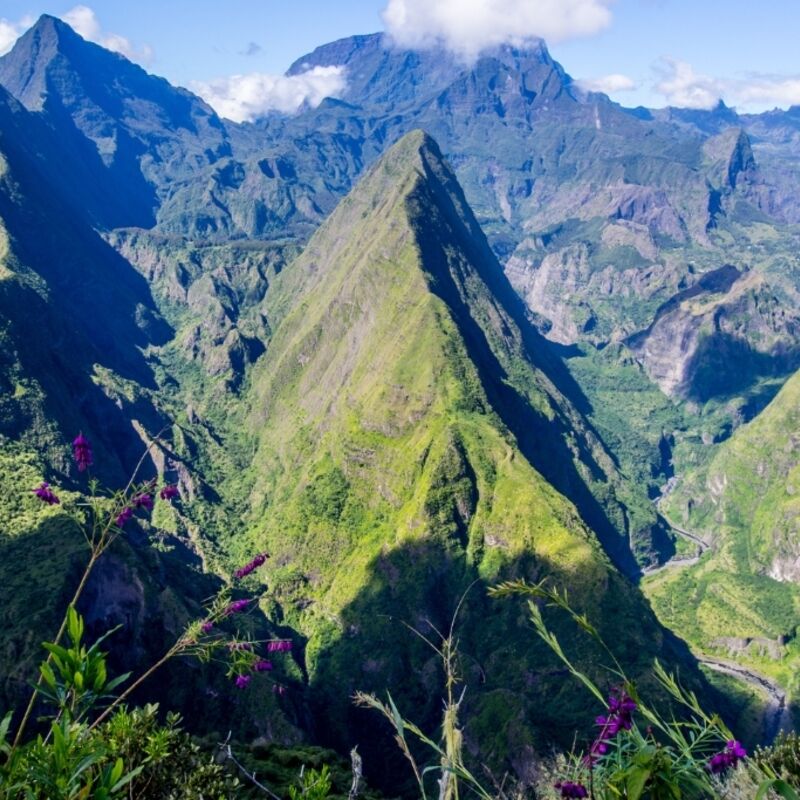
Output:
top-left (1, 1), bottom-right (799, 120)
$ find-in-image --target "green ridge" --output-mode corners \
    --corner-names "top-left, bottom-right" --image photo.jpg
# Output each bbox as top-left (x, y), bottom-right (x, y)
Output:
top-left (222, 130), bottom-right (694, 779)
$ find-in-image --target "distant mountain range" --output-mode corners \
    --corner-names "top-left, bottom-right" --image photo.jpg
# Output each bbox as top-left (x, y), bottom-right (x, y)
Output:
top-left (0, 14), bottom-right (797, 787)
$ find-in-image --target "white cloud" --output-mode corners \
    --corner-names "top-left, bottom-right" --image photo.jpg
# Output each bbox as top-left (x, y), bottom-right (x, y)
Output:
top-left (0, 14), bottom-right (34, 56)
top-left (578, 73), bottom-right (636, 94)
top-left (382, 0), bottom-right (613, 60)
top-left (734, 75), bottom-right (800, 109)
top-left (654, 58), bottom-right (724, 109)
top-left (61, 5), bottom-right (153, 65)
top-left (653, 58), bottom-right (800, 112)
top-left (192, 66), bottom-right (348, 123)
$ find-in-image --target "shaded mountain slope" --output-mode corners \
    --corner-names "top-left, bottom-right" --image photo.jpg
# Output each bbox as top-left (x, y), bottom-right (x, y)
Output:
top-left (0, 81), bottom-right (170, 478)
top-left (0, 14), bottom-right (231, 229)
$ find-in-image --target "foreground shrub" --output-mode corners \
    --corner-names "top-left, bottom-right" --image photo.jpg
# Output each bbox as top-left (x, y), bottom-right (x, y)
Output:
top-left (95, 705), bottom-right (239, 798)
top-left (754, 733), bottom-right (800, 789)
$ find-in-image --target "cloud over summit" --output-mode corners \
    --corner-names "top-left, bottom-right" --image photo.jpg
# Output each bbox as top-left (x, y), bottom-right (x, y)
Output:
top-left (62, 5), bottom-right (153, 64)
top-left (192, 66), bottom-right (348, 123)
top-left (382, 0), bottom-right (613, 59)
top-left (578, 73), bottom-right (637, 94)
top-left (0, 14), bottom-right (34, 56)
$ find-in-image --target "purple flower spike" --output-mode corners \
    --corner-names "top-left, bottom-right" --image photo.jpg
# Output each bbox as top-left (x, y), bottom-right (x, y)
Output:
top-left (224, 599), bottom-right (251, 616)
top-left (33, 482), bottom-right (60, 506)
top-left (555, 782), bottom-right (588, 799)
top-left (133, 493), bottom-right (154, 511)
top-left (72, 433), bottom-right (93, 472)
top-left (227, 641), bottom-right (254, 652)
top-left (200, 621), bottom-right (214, 634)
top-left (585, 687), bottom-right (637, 765)
top-left (159, 484), bottom-right (179, 501)
top-left (254, 659), bottom-right (273, 672)
top-left (266, 640), bottom-right (292, 653)
top-left (234, 674), bottom-right (251, 689)
top-left (115, 506), bottom-right (133, 528)
top-left (234, 552), bottom-right (269, 580)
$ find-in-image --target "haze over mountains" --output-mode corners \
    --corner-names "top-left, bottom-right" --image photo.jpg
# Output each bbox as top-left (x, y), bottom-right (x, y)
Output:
top-left (0, 13), bottom-right (797, 786)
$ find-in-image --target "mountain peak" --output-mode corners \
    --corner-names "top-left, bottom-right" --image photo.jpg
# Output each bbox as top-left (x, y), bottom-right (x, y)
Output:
top-left (285, 32), bottom-right (571, 113)
top-left (0, 12), bottom-right (138, 111)
top-left (21, 13), bottom-right (75, 43)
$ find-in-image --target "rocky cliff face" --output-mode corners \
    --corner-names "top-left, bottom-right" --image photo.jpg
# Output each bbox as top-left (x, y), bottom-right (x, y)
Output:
top-left (626, 266), bottom-right (800, 401)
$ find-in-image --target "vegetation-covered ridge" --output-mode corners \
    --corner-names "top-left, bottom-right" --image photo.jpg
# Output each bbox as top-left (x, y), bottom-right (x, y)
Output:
top-left (644, 369), bottom-right (800, 716)
top-left (203, 129), bottom-right (716, 781)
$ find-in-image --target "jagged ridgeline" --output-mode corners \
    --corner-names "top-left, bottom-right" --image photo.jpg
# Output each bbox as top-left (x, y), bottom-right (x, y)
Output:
top-left (227, 130), bottom-right (694, 773)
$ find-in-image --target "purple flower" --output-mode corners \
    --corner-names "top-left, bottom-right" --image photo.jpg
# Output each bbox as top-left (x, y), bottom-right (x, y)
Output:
top-left (233, 552), bottom-right (269, 580)
top-left (72, 433), bottom-right (93, 472)
top-left (234, 674), bottom-right (251, 689)
top-left (727, 740), bottom-right (747, 759)
top-left (585, 688), bottom-right (637, 765)
top-left (708, 741), bottom-right (747, 774)
top-left (133, 492), bottom-right (153, 511)
top-left (254, 660), bottom-right (273, 672)
top-left (33, 482), bottom-right (60, 506)
top-left (159, 484), bottom-right (179, 501)
top-left (200, 621), bottom-right (214, 634)
top-left (267, 640), bottom-right (292, 653)
top-left (115, 506), bottom-right (133, 527)
top-left (554, 782), bottom-right (588, 799)
top-left (224, 599), bottom-right (251, 616)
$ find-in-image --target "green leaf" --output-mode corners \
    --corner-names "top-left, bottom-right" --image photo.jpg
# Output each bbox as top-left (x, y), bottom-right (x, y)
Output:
top-left (104, 672), bottom-right (131, 693)
top-left (39, 661), bottom-right (58, 690)
top-left (110, 757), bottom-right (124, 785)
top-left (42, 642), bottom-right (70, 667)
top-left (111, 764), bottom-right (144, 793)
top-left (386, 693), bottom-right (405, 737)
top-left (0, 710), bottom-right (12, 746)
top-left (757, 779), bottom-right (799, 800)
top-left (92, 659), bottom-right (107, 691)
top-left (625, 766), bottom-right (651, 800)
top-left (67, 605), bottom-right (84, 646)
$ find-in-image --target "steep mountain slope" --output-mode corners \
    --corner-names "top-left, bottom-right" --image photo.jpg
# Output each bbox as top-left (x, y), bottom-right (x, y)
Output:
top-left (0, 15), bottom-right (794, 761)
top-left (643, 370), bottom-right (800, 708)
top-left (282, 34), bottom-right (715, 248)
top-left (0, 14), bottom-right (231, 229)
top-left (224, 130), bottom-right (701, 780)
top-left (0, 80), bottom-right (169, 479)
top-left (244, 34), bottom-right (800, 422)
top-left (664, 368), bottom-right (800, 580)
top-left (0, 80), bottom-right (300, 737)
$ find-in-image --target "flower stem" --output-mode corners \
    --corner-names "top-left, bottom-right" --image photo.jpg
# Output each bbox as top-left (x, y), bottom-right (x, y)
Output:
top-left (89, 644), bottom-right (180, 731)
top-left (11, 550), bottom-right (99, 750)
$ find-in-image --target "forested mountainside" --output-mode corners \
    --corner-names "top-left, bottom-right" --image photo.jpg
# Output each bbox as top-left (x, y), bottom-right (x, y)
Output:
top-left (0, 14), bottom-right (797, 791)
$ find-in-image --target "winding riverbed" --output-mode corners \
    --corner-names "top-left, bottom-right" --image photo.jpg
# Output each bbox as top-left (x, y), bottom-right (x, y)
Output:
top-left (644, 497), bottom-right (793, 742)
